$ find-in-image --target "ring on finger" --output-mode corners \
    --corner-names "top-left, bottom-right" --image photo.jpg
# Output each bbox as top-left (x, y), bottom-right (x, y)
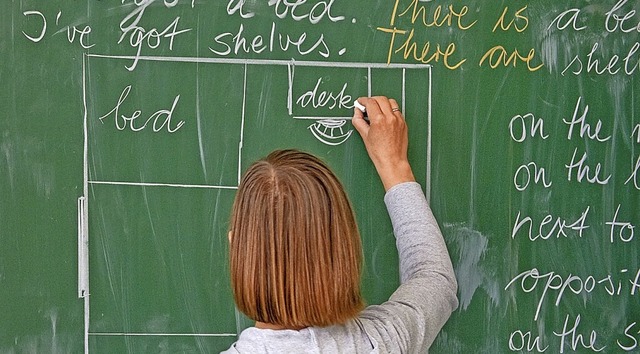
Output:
top-left (391, 107), bottom-right (400, 112)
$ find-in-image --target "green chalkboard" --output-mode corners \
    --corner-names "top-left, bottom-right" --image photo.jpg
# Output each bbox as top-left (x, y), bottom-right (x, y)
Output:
top-left (1, 0), bottom-right (639, 353)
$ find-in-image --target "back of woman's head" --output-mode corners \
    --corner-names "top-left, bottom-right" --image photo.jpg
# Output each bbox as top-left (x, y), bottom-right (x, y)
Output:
top-left (229, 149), bottom-right (364, 328)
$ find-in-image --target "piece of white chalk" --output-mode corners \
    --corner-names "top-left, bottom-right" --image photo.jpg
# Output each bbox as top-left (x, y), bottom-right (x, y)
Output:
top-left (353, 100), bottom-right (366, 112)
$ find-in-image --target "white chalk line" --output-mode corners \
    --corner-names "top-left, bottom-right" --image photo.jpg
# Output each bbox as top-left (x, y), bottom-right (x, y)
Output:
top-left (294, 116), bottom-right (353, 120)
top-left (238, 64), bottom-right (247, 185)
top-left (401, 68), bottom-right (406, 113)
top-left (367, 67), bottom-right (372, 96)
top-left (88, 180), bottom-right (238, 190)
top-left (287, 63), bottom-right (294, 115)
top-left (89, 332), bottom-right (236, 337)
top-left (81, 53), bottom-right (91, 354)
top-left (87, 53), bottom-right (432, 70)
top-left (426, 66), bottom-right (432, 201)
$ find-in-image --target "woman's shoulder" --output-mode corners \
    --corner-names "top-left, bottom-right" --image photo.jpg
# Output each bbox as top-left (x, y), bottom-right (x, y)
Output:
top-left (222, 322), bottom-right (378, 353)
top-left (222, 327), bottom-right (313, 353)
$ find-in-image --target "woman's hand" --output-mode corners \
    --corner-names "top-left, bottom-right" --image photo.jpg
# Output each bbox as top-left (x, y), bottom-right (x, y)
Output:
top-left (352, 96), bottom-right (415, 191)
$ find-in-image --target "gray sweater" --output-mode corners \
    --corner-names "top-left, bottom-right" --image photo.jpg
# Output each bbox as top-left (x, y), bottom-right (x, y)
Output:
top-left (222, 182), bottom-right (459, 353)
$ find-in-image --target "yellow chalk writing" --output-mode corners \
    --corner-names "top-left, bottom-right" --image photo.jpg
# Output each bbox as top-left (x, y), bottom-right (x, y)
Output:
top-left (493, 6), bottom-right (529, 33)
top-left (479, 46), bottom-right (544, 71)
top-left (391, 0), bottom-right (477, 29)
top-left (377, 26), bottom-right (465, 69)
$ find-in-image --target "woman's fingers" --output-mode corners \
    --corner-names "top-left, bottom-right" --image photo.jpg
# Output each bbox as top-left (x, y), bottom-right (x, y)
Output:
top-left (388, 98), bottom-right (402, 117)
top-left (352, 99), bottom-right (370, 137)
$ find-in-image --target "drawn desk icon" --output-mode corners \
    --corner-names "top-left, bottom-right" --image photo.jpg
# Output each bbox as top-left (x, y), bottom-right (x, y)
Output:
top-left (308, 119), bottom-right (354, 146)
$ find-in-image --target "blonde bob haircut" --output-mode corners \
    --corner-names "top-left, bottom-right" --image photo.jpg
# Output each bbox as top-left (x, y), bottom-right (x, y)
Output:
top-left (229, 149), bottom-right (364, 328)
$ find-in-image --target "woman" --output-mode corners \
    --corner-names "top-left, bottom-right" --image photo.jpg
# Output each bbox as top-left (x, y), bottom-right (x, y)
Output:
top-left (223, 96), bottom-right (458, 353)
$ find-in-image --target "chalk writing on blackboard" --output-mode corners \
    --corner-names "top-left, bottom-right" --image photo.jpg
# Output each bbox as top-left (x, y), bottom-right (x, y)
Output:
top-left (22, 9), bottom-right (94, 48)
top-left (550, 1), bottom-right (640, 76)
top-left (97, 85), bottom-right (186, 133)
top-left (497, 0), bottom-right (640, 341)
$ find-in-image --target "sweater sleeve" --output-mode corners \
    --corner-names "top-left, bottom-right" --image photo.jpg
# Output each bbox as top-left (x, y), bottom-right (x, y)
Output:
top-left (359, 182), bottom-right (458, 353)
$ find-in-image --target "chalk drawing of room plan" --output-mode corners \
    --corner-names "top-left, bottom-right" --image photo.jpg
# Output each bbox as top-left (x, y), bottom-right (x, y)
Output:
top-left (78, 53), bottom-right (432, 351)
